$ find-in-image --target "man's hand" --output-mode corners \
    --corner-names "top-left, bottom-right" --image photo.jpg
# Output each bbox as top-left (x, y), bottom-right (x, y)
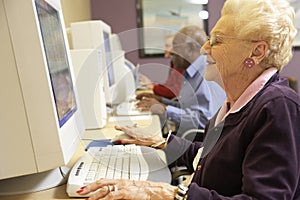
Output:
top-left (136, 93), bottom-right (162, 102)
top-left (136, 97), bottom-right (166, 115)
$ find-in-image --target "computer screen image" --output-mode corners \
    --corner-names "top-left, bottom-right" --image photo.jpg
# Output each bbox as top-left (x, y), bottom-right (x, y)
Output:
top-left (103, 31), bottom-right (115, 87)
top-left (0, 0), bottom-right (84, 195)
top-left (36, 0), bottom-right (77, 126)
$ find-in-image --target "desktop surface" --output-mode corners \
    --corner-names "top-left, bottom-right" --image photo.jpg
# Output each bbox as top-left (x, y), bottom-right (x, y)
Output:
top-left (0, 184), bottom-right (74, 200)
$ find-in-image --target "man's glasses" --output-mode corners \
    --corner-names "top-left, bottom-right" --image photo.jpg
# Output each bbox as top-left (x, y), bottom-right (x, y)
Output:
top-left (207, 34), bottom-right (257, 47)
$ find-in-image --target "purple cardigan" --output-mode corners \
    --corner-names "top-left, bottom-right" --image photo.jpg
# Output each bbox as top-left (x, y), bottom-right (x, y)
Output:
top-left (165, 73), bottom-right (300, 199)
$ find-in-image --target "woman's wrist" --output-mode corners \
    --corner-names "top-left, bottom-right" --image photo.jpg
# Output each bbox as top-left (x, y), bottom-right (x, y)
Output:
top-left (147, 182), bottom-right (177, 200)
top-left (174, 184), bottom-right (189, 200)
top-left (151, 130), bottom-right (172, 149)
top-left (150, 138), bottom-right (166, 149)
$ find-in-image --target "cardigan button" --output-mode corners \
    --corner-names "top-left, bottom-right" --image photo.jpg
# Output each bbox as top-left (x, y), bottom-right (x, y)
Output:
top-left (197, 165), bottom-right (202, 170)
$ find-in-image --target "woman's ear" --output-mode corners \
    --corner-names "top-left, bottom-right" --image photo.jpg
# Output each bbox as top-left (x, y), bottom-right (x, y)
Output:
top-left (251, 41), bottom-right (268, 64)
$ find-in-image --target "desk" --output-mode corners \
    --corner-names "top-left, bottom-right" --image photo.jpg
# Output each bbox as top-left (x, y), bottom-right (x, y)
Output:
top-left (0, 115), bottom-right (164, 200)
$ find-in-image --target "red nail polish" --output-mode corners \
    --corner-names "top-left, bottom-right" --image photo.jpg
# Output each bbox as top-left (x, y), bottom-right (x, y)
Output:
top-left (113, 140), bottom-right (122, 145)
top-left (80, 186), bottom-right (86, 190)
top-left (76, 189), bottom-right (84, 194)
top-left (116, 140), bottom-right (122, 144)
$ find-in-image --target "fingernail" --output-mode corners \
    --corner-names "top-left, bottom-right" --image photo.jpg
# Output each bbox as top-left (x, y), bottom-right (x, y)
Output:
top-left (76, 189), bottom-right (84, 194)
top-left (76, 187), bottom-right (86, 194)
top-left (112, 140), bottom-right (122, 145)
top-left (116, 140), bottom-right (122, 144)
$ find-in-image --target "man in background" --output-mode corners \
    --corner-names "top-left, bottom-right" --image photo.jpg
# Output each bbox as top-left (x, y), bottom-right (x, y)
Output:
top-left (139, 34), bottom-right (184, 99)
top-left (136, 25), bottom-right (226, 137)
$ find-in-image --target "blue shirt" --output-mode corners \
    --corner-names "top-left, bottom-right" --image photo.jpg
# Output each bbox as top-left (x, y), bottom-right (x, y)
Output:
top-left (161, 55), bottom-right (226, 136)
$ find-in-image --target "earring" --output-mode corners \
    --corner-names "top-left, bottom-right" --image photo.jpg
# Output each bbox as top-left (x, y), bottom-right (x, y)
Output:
top-left (244, 58), bottom-right (255, 68)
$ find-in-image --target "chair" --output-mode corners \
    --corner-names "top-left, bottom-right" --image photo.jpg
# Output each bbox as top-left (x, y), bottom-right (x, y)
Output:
top-left (170, 128), bottom-right (205, 185)
top-left (181, 129), bottom-right (205, 142)
top-left (286, 76), bottom-right (298, 93)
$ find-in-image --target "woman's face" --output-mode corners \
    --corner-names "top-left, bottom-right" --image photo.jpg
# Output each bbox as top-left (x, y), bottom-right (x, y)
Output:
top-left (202, 15), bottom-right (252, 86)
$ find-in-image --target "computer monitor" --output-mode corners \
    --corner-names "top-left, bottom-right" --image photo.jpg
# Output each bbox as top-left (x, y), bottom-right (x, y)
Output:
top-left (70, 49), bottom-right (107, 129)
top-left (0, 0), bottom-right (85, 195)
top-left (110, 33), bottom-right (123, 52)
top-left (70, 20), bottom-right (137, 105)
top-left (109, 50), bottom-right (137, 103)
top-left (109, 33), bottom-right (137, 100)
top-left (70, 20), bottom-right (115, 104)
top-left (125, 59), bottom-right (140, 90)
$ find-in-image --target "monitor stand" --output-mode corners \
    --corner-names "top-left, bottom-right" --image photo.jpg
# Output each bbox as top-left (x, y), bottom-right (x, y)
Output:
top-left (0, 166), bottom-right (69, 195)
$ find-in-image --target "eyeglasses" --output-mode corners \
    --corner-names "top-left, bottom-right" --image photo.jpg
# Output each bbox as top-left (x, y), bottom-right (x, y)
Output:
top-left (207, 34), bottom-right (256, 47)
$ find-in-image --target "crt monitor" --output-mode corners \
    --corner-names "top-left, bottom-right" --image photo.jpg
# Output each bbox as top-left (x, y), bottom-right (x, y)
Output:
top-left (107, 49), bottom-right (136, 104)
top-left (70, 20), bottom-right (115, 104)
top-left (109, 33), bottom-right (137, 100)
top-left (70, 49), bottom-right (107, 129)
top-left (104, 33), bottom-right (131, 105)
top-left (0, 0), bottom-right (85, 195)
top-left (70, 20), bottom-right (136, 105)
top-left (110, 33), bottom-right (123, 52)
top-left (110, 33), bottom-right (139, 86)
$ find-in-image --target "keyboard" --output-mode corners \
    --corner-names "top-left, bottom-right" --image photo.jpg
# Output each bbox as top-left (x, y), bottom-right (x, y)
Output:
top-left (67, 144), bottom-right (171, 197)
top-left (116, 101), bottom-right (151, 116)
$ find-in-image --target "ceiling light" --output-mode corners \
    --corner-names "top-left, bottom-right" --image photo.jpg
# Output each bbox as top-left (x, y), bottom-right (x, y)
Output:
top-left (198, 10), bottom-right (209, 19)
top-left (187, 0), bottom-right (208, 5)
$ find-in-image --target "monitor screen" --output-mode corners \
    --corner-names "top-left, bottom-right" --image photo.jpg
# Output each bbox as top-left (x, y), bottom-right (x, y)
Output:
top-left (103, 31), bottom-right (115, 86)
top-left (35, 0), bottom-right (77, 127)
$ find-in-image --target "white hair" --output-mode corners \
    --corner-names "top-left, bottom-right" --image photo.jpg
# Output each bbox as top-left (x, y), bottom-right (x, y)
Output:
top-left (222, 0), bottom-right (297, 71)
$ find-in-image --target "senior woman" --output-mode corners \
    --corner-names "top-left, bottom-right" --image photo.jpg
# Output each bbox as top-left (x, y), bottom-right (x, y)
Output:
top-left (77, 0), bottom-right (300, 199)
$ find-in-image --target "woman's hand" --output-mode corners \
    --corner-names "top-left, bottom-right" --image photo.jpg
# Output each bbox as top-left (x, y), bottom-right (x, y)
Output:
top-left (114, 125), bottom-right (165, 148)
top-left (76, 178), bottom-right (177, 200)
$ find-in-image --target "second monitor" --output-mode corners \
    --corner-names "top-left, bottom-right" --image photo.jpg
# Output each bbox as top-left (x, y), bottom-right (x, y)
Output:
top-left (70, 20), bottom-right (136, 106)
top-left (70, 49), bottom-right (107, 129)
